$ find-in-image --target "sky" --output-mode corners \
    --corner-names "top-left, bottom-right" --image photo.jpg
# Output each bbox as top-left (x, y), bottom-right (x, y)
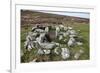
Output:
top-left (40, 11), bottom-right (90, 19)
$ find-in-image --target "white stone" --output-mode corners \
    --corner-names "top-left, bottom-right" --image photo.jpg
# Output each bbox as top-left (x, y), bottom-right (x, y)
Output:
top-left (32, 27), bottom-right (36, 31)
top-left (68, 27), bottom-right (73, 30)
top-left (63, 32), bottom-right (68, 37)
top-left (30, 58), bottom-right (37, 63)
top-left (74, 53), bottom-right (81, 60)
top-left (76, 42), bottom-right (83, 46)
top-left (68, 37), bottom-right (76, 47)
top-left (37, 49), bottom-right (44, 55)
top-left (32, 32), bottom-right (38, 36)
top-left (54, 47), bottom-right (59, 55)
top-left (59, 35), bottom-right (63, 40)
top-left (74, 49), bottom-right (84, 59)
top-left (61, 48), bottom-right (70, 59)
top-left (24, 39), bottom-right (34, 51)
top-left (68, 29), bottom-right (77, 35)
top-left (55, 26), bottom-right (60, 37)
top-left (36, 33), bottom-right (45, 44)
top-left (26, 34), bottom-right (33, 41)
top-left (45, 26), bottom-right (49, 33)
top-left (28, 41), bottom-right (34, 51)
top-left (39, 43), bottom-right (55, 49)
top-left (35, 29), bottom-right (44, 33)
top-left (55, 43), bottom-right (60, 46)
top-left (69, 34), bottom-right (76, 38)
top-left (43, 50), bottom-right (51, 54)
top-left (64, 27), bottom-right (68, 31)
top-left (59, 25), bottom-right (64, 30)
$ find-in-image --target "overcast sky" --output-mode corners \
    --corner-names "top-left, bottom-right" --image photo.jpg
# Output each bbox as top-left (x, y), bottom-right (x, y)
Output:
top-left (40, 11), bottom-right (90, 19)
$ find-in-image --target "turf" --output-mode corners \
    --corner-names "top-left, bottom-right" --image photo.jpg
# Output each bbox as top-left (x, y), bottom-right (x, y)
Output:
top-left (20, 22), bottom-right (90, 63)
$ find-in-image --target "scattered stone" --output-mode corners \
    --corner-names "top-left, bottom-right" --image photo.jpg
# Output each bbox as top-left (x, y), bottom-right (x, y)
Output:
top-left (74, 52), bottom-right (80, 60)
top-left (67, 37), bottom-right (76, 47)
top-left (30, 58), bottom-right (37, 63)
top-left (76, 42), bottom-right (83, 46)
top-left (74, 49), bottom-right (84, 60)
top-left (23, 24), bottom-right (85, 62)
top-left (59, 35), bottom-right (63, 40)
top-left (54, 47), bottom-right (60, 55)
top-left (43, 50), bottom-right (51, 54)
top-left (37, 49), bottom-right (44, 55)
top-left (61, 48), bottom-right (70, 59)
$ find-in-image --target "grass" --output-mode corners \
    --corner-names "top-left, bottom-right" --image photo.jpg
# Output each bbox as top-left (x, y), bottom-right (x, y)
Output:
top-left (21, 22), bottom-right (90, 63)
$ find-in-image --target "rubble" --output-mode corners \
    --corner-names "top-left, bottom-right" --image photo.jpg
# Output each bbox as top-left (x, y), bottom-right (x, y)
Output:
top-left (23, 24), bottom-right (85, 62)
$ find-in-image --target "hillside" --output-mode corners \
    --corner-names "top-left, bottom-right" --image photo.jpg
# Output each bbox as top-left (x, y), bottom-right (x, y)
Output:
top-left (21, 10), bottom-right (89, 26)
top-left (21, 10), bottom-right (90, 62)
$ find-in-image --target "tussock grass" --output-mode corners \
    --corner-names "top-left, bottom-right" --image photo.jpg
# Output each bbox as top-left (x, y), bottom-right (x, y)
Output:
top-left (21, 22), bottom-right (89, 63)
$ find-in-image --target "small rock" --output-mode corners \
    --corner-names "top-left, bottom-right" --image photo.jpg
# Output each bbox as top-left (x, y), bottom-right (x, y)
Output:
top-left (76, 42), bottom-right (83, 46)
top-left (43, 50), bottom-right (51, 54)
top-left (37, 49), bottom-right (44, 55)
top-left (74, 53), bottom-right (80, 60)
top-left (61, 48), bottom-right (70, 59)
top-left (54, 47), bottom-right (60, 55)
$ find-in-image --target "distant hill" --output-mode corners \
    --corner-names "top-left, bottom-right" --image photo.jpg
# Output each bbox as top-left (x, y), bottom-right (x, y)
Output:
top-left (21, 10), bottom-right (89, 26)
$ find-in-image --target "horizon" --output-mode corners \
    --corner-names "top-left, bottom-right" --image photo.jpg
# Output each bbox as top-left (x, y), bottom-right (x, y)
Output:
top-left (39, 11), bottom-right (90, 19)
